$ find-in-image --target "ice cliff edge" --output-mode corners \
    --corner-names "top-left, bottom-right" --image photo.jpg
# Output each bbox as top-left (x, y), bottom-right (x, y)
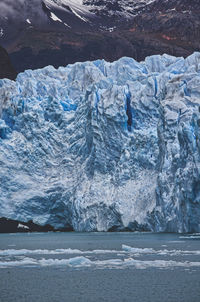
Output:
top-left (0, 53), bottom-right (200, 232)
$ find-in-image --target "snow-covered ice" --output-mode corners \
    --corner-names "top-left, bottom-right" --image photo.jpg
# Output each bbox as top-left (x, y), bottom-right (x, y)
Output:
top-left (1, 53), bottom-right (200, 232)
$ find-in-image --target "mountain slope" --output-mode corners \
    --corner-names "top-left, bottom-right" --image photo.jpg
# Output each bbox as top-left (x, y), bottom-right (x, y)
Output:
top-left (0, 45), bottom-right (17, 80)
top-left (0, 0), bottom-right (200, 77)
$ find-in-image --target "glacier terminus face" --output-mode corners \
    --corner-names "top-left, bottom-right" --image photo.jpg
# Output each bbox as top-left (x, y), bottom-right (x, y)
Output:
top-left (0, 53), bottom-right (200, 232)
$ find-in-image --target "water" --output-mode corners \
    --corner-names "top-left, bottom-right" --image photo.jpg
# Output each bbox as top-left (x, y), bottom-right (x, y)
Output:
top-left (0, 232), bottom-right (200, 302)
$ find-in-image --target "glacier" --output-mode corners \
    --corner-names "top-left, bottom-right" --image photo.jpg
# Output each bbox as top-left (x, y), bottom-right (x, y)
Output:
top-left (0, 52), bottom-right (200, 232)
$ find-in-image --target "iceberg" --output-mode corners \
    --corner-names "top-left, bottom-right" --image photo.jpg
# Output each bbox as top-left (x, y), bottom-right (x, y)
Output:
top-left (1, 53), bottom-right (200, 232)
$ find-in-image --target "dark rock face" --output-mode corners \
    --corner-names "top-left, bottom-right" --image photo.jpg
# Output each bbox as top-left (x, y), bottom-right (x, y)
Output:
top-left (0, 217), bottom-right (73, 233)
top-left (0, 46), bottom-right (17, 80)
top-left (8, 29), bottom-right (196, 74)
top-left (4, 0), bottom-right (200, 74)
top-left (133, 0), bottom-right (200, 41)
top-left (0, 0), bottom-right (200, 75)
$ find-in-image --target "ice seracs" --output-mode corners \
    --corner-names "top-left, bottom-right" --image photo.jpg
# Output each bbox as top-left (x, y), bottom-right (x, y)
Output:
top-left (0, 53), bottom-right (200, 232)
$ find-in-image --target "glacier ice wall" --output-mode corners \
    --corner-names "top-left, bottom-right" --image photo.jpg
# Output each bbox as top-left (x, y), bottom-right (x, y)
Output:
top-left (0, 53), bottom-right (200, 232)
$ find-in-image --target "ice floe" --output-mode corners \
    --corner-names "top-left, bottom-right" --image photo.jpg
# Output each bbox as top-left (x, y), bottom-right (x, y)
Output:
top-left (1, 256), bottom-right (200, 269)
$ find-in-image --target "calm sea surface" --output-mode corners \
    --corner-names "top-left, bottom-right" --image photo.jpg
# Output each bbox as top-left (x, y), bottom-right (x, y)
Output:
top-left (0, 232), bottom-right (200, 302)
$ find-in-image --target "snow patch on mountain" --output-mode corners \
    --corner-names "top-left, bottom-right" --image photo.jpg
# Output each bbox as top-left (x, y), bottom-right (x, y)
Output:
top-left (83, 0), bottom-right (157, 18)
top-left (50, 11), bottom-right (63, 22)
top-left (0, 28), bottom-right (4, 37)
top-left (26, 19), bottom-right (31, 24)
top-left (70, 7), bottom-right (88, 22)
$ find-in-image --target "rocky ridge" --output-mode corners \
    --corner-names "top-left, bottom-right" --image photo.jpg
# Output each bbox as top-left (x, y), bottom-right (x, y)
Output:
top-left (0, 46), bottom-right (17, 80)
top-left (0, 0), bottom-right (200, 76)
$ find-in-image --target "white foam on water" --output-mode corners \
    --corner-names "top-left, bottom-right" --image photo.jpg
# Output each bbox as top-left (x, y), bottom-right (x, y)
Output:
top-left (122, 245), bottom-right (155, 254)
top-left (0, 256), bottom-right (92, 267)
top-left (122, 245), bottom-right (200, 256)
top-left (179, 236), bottom-right (200, 239)
top-left (0, 257), bottom-right (37, 267)
top-left (168, 241), bottom-right (185, 243)
top-left (123, 259), bottom-right (200, 269)
top-left (1, 257), bottom-right (200, 269)
top-left (1, 245), bottom-right (200, 257)
top-left (39, 256), bottom-right (92, 267)
top-left (0, 248), bottom-right (124, 257)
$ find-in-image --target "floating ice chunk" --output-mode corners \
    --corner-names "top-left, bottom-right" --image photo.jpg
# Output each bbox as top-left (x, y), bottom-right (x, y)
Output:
top-left (0, 245), bottom-right (200, 258)
top-left (121, 245), bottom-right (200, 256)
top-left (179, 236), bottom-right (200, 239)
top-left (0, 257), bottom-right (91, 267)
top-left (0, 257), bottom-right (37, 267)
top-left (95, 259), bottom-right (123, 267)
top-left (0, 248), bottom-right (80, 256)
top-left (1, 257), bottom-right (200, 269)
top-left (67, 256), bottom-right (92, 267)
top-left (124, 258), bottom-right (200, 269)
top-left (122, 245), bottom-right (155, 254)
top-left (37, 256), bottom-right (92, 267)
top-left (0, 248), bottom-right (123, 257)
